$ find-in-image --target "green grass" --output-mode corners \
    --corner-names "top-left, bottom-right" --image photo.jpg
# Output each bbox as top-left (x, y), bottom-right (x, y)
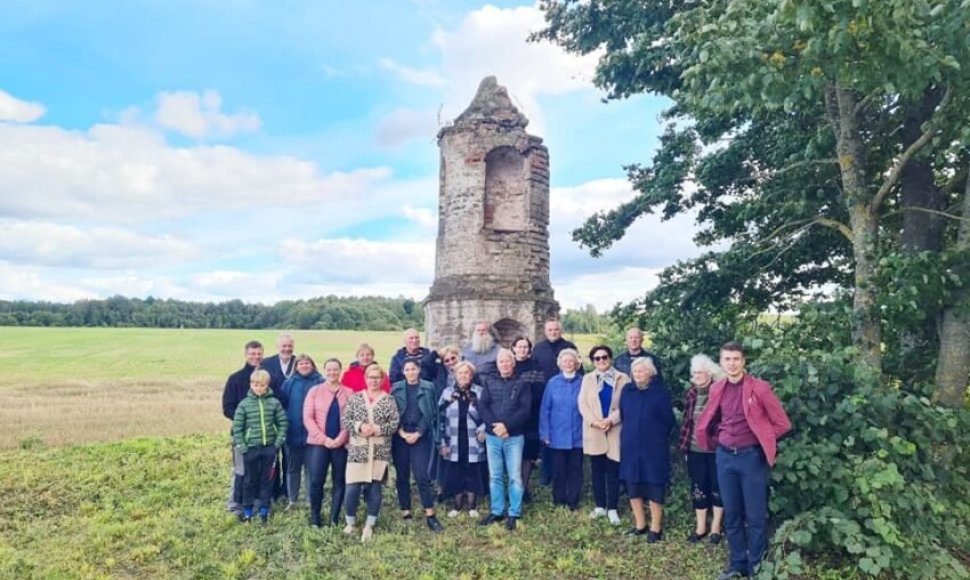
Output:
top-left (0, 435), bottom-right (727, 579)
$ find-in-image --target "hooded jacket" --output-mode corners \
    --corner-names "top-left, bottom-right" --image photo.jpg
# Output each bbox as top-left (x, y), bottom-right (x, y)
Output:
top-left (279, 370), bottom-right (323, 446)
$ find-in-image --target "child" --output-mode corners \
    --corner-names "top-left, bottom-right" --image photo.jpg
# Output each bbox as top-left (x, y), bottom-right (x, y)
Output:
top-left (232, 369), bottom-right (288, 524)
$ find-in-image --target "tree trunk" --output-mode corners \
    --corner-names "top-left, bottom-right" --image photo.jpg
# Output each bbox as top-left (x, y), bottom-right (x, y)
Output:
top-left (829, 85), bottom-right (882, 373)
top-left (934, 174), bottom-right (970, 407)
top-left (900, 89), bottom-right (946, 253)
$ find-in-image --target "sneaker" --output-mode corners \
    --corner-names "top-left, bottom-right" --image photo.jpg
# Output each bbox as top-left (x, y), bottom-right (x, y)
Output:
top-left (588, 507), bottom-right (607, 519)
top-left (426, 515), bottom-right (444, 533)
top-left (258, 513), bottom-right (269, 526)
top-left (468, 509), bottom-right (480, 518)
top-left (239, 507), bottom-right (254, 523)
top-left (361, 526), bottom-right (373, 543)
top-left (624, 527), bottom-right (647, 536)
top-left (709, 533), bottom-right (723, 546)
top-left (505, 516), bottom-right (517, 531)
top-left (309, 514), bottom-right (323, 528)
top-left (401, 511), bottom-right (413, 521)
top-left (716, 570), bottom-right (745, 580)
top-left (607, 510), bottom-right (621, 525)
top-left (284, 502), bottom-right (296, 513)
top-left (342, 523), bottom-right (356, 535)
top-left (646, 530), bottom-right (663, 543)
top-left (447, 510), bottom-right (460, 518)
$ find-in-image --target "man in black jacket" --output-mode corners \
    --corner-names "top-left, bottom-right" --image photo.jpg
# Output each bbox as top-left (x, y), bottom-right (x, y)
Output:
top-left (613, 327), bottom-right (663, 382)
top-left (389, 328), bottom-right (437, 384)
top-left (477, 349), bottom-right (532, 531)
top-left (262, 333), bottom-right (296, 397)
top-left (221, 340), bottom-right (263, 515)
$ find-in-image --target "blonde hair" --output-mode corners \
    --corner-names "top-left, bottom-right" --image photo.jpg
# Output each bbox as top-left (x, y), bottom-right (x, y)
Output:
top-left (356, 343), bottom-right (375, 357)
top-left (250, 369), bottom-right (271, 384)
top-left (364, 363), bottom-right (386, 379)
top-left (438, 345), bottom-right (460, 359)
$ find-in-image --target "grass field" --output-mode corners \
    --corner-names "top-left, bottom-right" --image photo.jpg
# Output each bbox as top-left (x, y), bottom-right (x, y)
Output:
top-left (0, 327), bottom-right (844, 579)
top-left (0, 327), bottom-right (600, 451)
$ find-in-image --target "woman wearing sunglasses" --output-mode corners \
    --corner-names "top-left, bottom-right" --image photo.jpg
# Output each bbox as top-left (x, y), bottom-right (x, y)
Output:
top-left (579, 345), bottom-right (630, 526)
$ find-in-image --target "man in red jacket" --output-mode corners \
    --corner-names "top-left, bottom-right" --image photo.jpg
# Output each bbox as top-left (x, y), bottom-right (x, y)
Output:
top-left (695, 341), bottom-right (791, 580)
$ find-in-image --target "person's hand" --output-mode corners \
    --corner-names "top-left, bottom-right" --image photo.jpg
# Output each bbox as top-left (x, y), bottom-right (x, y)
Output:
top-left (409, 432), bottom-right (421, 444)
top-left (493, 423), bottom-right (508, 438)
top-left (542, 438), bottom-right (551, 447)
top-left (440, 446), bottom-right (450, 458)
top-left (476, 432), bottom-right (486, 443)
top-left (360, 423), bottom-right (374, 437)
top-left (601, 419), bottom-right (613, 431)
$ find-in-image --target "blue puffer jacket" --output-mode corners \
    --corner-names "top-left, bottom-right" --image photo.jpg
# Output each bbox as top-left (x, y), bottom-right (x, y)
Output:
top-left (539, 373), bottom-right (584, 450)
top-left (279, 370), bottom-right (323, 446)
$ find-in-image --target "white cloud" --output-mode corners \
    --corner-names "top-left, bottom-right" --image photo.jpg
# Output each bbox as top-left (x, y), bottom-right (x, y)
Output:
top-left (0, 262), bottom-right (97, 302)
top-left (0, 121), bottom-right (392, 223)
top-left (0, 89), bottom-right (46, 123)
top-left (432, 3), bottom-right (601, 131)
top-left (379, 58), bottom-right (447, 87)
top-left (189, 270), bottom-right (283, 302)
top-left (553, 266), bottom-right (664, 310)
top-left (374, 107), bottom-right (439, 149)
top-left (401, 205), bottom-right (437, 228)
top-left (279, 238), bottom-right (435, 285)
top-left (0, 220), bottom-right (199, 269)
top-left (154, 90), bottom-right (261, 139)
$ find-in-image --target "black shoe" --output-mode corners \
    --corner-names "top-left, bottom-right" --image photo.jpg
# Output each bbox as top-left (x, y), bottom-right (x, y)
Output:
top-left (478, 513), bottom-right (504, 526)
top-left (259, 514), bottom-right (269, 526)
top-left (709, 533), bottom-right (723, 546)
top-left (309, 514), bottom-right (322, 528)
top-left (238, 513), bottom-right (252, 524)
top-left (688, 531), bottom-right (708, 544)
top-left (506, 516), bottom-right (517, 531)
top-left (624, 526), bottom-right (647, 536)
top-left (401, 511), bottom-right (413, 521)
top-left (522, 491), bottom-right (533, 504)
top-left (646, 530), bottom-right (663, 543)
top-left (426, 515), bottom-right (444, 532)
top-left (716, 570), bottom-right (745, 580)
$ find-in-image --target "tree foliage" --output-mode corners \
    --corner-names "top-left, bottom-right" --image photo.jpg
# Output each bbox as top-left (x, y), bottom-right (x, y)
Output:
top-left (0, 295), bottom-right (424, 331)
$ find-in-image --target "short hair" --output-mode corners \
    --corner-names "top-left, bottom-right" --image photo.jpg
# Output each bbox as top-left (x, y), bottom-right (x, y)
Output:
top-left (356, 343), bottom-right (375, 357)
top-left (720, 341), bottom-right (746, 357)
top-left (511, 336), bottom-right (533, 352)
top-left (589, 345), bottom-right (613, 360)
top-left (626, 327), bottom-right (644, 337)
top-left (557, 348), bottom-right (580, 368)
top-left (454, 360), bottom-right (476, 377)
top-left (496, 348), bottom-right (515, 363)
top-left (403, 328), bottom-right (420, 338)
top-left (244, 340), bottom-right (263, 351)
top-left (438, 345), bottom-right (460, 359)
top-left (402, 359), bottom-right (421, 370)
top-left (322, 357), bottom-right (342, 371)
top-left (690, 354), bottom-right (724, 379)
top-left (277, 333), bottom-right (294, 345)
top-left (293, 353), bottom-right (317, 371)
top-left (364, 363), bottom-right (386, 379)
top-left (630, 357), bottom-right (657, 377)
top-left (250, 369), bottom-right (271, 384)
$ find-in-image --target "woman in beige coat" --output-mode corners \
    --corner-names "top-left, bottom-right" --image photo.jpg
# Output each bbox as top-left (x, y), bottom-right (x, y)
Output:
top-left (342, 363), bottom-right (400, 542)
top-left (578, 345), bottom-right (630, 525)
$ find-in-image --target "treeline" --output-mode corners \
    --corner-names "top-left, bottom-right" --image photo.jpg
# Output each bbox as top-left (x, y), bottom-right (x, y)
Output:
top-left (0, 295), bottom-right (424, 331)
top-left (560, 305), bottom-right (611, 335)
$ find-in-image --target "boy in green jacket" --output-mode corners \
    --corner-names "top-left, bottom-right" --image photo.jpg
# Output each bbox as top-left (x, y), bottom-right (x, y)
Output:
top-left (232, 369), bottom-right (288, 524)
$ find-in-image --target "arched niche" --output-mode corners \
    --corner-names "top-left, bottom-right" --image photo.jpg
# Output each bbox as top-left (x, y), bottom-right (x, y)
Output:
top-left (493, 318), bottom-right (528, 347)
top-left (483, 146), bottom-right (527, 232)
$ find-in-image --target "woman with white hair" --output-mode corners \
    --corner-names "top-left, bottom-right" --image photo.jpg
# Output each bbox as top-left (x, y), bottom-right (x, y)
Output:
top-left (678, 354), bottom-right (725, 545)
top-left (538, 348), bottom-right (584, 510)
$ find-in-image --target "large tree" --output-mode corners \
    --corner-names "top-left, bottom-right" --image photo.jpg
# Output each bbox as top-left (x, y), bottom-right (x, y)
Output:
top-left (534, 0), bottom-right (970, 405)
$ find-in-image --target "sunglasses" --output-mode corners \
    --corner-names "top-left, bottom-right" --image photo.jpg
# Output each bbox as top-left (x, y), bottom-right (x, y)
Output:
top-left (592, 355), bottom-right (610, 361)
top-left (444, 356), bottom-right (458, 363)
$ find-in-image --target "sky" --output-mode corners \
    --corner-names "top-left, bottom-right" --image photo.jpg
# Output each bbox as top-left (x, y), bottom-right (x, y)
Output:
top-left (0, 0), bottom-right (703, 310)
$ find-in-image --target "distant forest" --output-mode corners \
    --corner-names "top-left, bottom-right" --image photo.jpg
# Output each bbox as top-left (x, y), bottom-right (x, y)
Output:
top-left (0, 296), bottom-right (611, 333)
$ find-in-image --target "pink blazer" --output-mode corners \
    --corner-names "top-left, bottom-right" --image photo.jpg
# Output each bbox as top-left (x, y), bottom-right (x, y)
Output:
top-left (303, 383), bottom-right (353, 447)
top-left (694, 374), bottom-right (792, 466)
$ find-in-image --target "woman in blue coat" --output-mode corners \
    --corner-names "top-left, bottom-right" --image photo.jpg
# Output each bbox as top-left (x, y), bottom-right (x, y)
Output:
top-left (619, 357), bottom-right (675, 542)
top-left (279, 354), bottom-right (323, 509)
top-left (539, 348), bottom-right (584, 510)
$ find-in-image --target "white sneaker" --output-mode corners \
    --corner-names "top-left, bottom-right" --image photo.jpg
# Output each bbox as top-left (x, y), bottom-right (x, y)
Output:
top-left (468, 509), bottom-right (480, 518)
top-left (342, 524), bottom-right (355, 535)
top-left (361, 526), bottom-right (373, 543)
top-left (447, 510), bottom-right (460, 518)
top-left (589, 507), bottom-right (607, 519)
top-left (607, 510), bottom-right (621, 525)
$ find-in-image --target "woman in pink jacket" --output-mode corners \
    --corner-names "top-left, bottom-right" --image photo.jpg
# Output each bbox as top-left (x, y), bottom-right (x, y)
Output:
top-left (304, 358), bottom-right (354, 527)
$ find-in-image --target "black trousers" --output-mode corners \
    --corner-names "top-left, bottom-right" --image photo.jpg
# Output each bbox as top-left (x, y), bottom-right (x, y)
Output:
top-left (242, 445), bottom-right (278, 509)
top-left (550, 448), bottom-right (584, 509)
top-left (392, 435), bottom-right (435, 511)
top-left (589, 454), bottom-right (620, 511)
top-left (306, 444), bottom-right (348, 524)
top-left (285, 444), bottom-right (309, 503)
top-left (687, 451), bottom-right (722, 510)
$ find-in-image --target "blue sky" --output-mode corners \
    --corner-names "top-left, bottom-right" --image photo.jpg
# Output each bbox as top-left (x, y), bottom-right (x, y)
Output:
top-left (0, 1), bottom-right (702, 309)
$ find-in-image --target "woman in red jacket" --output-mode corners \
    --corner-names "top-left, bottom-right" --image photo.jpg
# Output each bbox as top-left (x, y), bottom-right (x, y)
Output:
top-left (341, 343), bottom-right (390, 393)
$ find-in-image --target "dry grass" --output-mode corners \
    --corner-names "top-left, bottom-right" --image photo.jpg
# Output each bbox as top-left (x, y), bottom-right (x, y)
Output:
top-left (0, 378), bottom-right (227, 450)
top-left (0, 327), bottom-right (603, 451)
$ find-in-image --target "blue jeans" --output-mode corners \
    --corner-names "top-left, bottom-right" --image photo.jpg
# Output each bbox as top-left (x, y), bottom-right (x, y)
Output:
top-left (717, 446), bottom-right (770, 576)
top-left (485, 434), bottom-right (525, 517)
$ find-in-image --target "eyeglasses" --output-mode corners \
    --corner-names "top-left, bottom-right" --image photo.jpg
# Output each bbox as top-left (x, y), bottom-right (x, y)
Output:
top-left (592, 355), bottom-right (610, 362)
top-left (365, 375), bottom-right (382, 380)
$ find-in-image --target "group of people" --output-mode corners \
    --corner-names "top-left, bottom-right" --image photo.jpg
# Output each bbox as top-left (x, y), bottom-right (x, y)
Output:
top-left (222, 322), bottom-right (791, 580)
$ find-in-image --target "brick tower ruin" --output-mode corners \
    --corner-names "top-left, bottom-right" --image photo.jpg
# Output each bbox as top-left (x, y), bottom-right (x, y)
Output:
top-left (424, 76), bottom-right (559, 349)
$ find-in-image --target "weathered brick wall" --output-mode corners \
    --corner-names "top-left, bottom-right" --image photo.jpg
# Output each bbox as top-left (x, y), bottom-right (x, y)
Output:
top-left (424, 77), bottom-right (560, 349)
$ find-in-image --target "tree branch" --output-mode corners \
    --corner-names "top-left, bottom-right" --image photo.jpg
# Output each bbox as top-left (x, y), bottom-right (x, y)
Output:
top-left (814, 217), bottom-right (853, 240)
top-left (890, 206), bottom-right (970, 223)
top-left (870, 86), bottom-right (953, 212)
